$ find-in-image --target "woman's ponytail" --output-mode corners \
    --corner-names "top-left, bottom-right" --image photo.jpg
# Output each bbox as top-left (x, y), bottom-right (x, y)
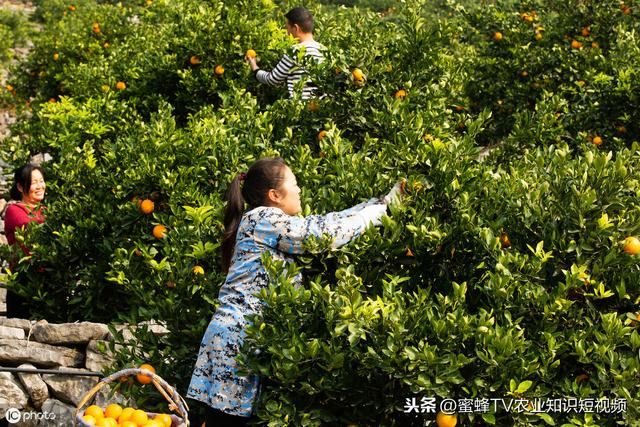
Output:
top-left (220, 157), bottom-right (286, 273)
top-left (221, 174), bottom-right (246, 273)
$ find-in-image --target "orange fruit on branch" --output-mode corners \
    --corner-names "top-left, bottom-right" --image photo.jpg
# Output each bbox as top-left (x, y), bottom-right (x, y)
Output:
top-left (493, 31), bottom-right (503, 41)
top-left (394, 89), bottom-right (407, 98)
top-left (214, 65), bottom-right (225, 76)
top-left (190, 55), bottom-right (201, 65)
top-left (136, 363), bottom-right (156, 384)
top-left (152, 224), bottom-right (166, 238)
top-left (623, 236), bottom-right (640, 255)
top-left (245, 49), bottom-right (256, 58)
top-left (436, 411), bottom-right (457, 427)
top-left (139, 199), bottom-right (154, 214)
top-left (116, 81), bottom-right (126, 90)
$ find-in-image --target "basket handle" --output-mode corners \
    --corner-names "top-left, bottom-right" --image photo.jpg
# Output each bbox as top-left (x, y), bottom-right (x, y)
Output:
top-left (74, 368), bottom-right (190, 426)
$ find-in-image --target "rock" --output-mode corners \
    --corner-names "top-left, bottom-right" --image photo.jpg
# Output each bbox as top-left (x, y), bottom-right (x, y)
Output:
top-left (0, 339), bottom-right (84, 367)
top-left (109, 320), bottom-right (169, 342)
top-left (42, 368), bottom-right (98, 407)
top-left (0, 324), bottom-right (26, 339)
top-left (32, 321), bottom-right (109, 345)
top-left (85, 340), bottom-right (116, 373)
top-left (16, 363), bottom-right (49, 410)
top-left (0, 318), bottom-right (34, 333)
top-left (37, 398), bottom-right (75, 427)
top-left (0, 372), bottom-right (29, 418)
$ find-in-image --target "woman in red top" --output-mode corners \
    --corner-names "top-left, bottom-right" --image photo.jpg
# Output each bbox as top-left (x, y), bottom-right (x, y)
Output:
top-left (3, 163), bottom-right (46, 318)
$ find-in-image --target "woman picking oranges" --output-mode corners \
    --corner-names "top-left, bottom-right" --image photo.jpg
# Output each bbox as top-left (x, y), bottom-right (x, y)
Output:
top-left (2, 163), bottom-right (47, 318)
top-left (187, 157), bottom-right (402, 425)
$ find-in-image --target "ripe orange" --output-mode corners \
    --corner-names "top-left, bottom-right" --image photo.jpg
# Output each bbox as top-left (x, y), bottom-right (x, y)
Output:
top-left (520, 70), bottom-right (529, 77)
top-left (493, 31), bottom-right (503, 41)
top-left (97, 417), bottom-right (117, 427)
top-left (307, 100), bottom-right (319, 112)
top-left (190, 55), bottom-right (201, 65)
top-left (152, 224), bottom-right (166, 239)
top-left (571, 39), bottom-right (583, 49)
top-left (317, 130), bottom-right (327, 140)
top-left (144, 421), bottom-right (163, 427)
top-left (103, 42), bottom-right (109, 49)
top-left (591, 41), bottom-right (599, 48)
top-left (82, 415), bottom-right (97, 425)
top-left (436, 411), bottom-right (457, 427)
top-left (53, 52), bottom-right (59, 61)
top-left (534, 32), bottom-right (543, 41)
top-left (121, 422), bottom-right (137, 427)
top-left (351, 68), bottom-right (364, 81)
top-left (245, 49), bottom-right (256, 59)
top-left (500, 233), bottom-right (511, 248)
top-left (85, 405), bottom-right (104, 420)
top-left (92, 23), bottom-right (101, 34)
top-left (214, 65), bottom-right (224, 76)
top-left (581, 26), bottom-right (590, 36)
top-left (118, 407), bottom-right (136, 424)
top-left (116, 81), bottom-right (126, 90)
top-left (69, 5), bottom-right (76, 11)
top-left (5, 84), bottom-right (13, 92)
top-left (136, 363), bottom-right (156, 384)
top-left (130, 409), bottom-right (148, 427)
top-left (623, 236), bottom-right (640, 255)
top-left (192, 265), bottom-right (204, 275)
top-left (104, 404), bottom-right (122, 420)
top-left (154, 414), bottom-right (173, 427)
top-left (146, 0), bottom-right (153, 5)
top-left (592, 136), bottom-right (602, 146)
top-left (49, 98), bottom-right (57, 103)
top-left (394, 89), bottom-right (407, 98)
top-left (140, 199), bottom-right (154, 214)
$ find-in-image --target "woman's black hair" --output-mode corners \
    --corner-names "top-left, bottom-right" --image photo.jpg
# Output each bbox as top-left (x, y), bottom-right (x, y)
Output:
top-left (10, 163), bottom-right (45, 201)
top-left (221, 157), bottom-right (287, 273)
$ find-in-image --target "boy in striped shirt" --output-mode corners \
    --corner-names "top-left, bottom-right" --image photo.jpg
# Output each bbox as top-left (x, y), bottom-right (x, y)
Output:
top-left (245, 7), bottom-right (325, 100)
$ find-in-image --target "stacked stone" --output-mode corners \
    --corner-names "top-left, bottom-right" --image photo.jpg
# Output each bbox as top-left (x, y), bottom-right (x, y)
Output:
top-left (0, 319), bottom-right (168, 426)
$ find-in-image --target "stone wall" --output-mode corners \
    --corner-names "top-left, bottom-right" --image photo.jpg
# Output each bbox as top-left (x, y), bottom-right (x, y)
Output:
top-left (0, 315), bottom-right (169, 427)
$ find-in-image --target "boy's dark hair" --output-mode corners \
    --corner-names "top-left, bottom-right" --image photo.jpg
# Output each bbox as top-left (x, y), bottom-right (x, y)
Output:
top-left (285, 7), bottom-right (314, 33)
top-left (221, 157), bottom-right (287, 273)
top-left (10, 163), bottom-right (45, 201)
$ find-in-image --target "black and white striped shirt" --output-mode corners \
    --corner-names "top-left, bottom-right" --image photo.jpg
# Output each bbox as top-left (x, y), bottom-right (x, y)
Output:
top-left (255, 40), bottom-right (325, 99)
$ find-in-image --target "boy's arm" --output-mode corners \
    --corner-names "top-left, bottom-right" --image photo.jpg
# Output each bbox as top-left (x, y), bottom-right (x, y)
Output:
top-left (255, 54), bottom-right (294, 86)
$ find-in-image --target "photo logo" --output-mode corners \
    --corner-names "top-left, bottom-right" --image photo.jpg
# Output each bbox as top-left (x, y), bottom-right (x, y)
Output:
top-left (5, 408), bottom-right (21, 424)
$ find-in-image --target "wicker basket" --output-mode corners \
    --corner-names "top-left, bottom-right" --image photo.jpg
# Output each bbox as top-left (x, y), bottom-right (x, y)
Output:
top-left (74, 367), bottom-right (189, 427)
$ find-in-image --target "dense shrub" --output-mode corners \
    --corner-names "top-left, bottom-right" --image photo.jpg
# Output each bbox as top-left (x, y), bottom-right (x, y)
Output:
top-left (1, 0), bottom-right (639, 425)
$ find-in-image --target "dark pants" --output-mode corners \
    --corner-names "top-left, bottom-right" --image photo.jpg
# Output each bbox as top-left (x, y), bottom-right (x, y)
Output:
top-left (204, 406), bottom-right (252, 426)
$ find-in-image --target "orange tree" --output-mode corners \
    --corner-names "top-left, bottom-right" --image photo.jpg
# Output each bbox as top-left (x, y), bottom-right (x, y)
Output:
top-left (2, 0), bottom-right (639, 425)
